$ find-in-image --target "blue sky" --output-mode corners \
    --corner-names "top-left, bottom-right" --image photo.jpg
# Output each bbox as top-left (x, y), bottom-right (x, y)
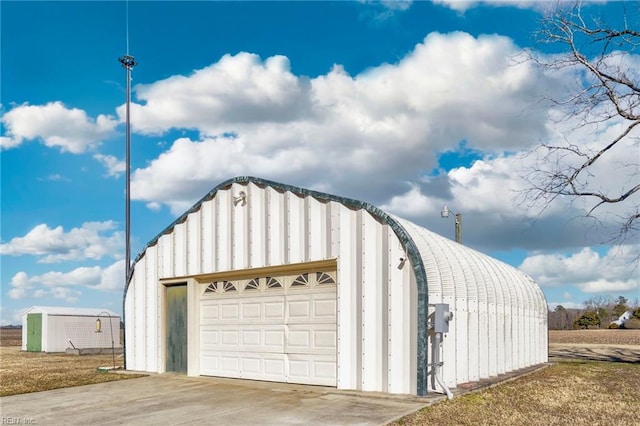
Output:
top-left (1, 0), bottom-right (638, 325)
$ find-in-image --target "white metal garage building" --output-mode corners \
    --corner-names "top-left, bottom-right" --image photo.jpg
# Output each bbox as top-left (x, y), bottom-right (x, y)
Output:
top-left (124, 176), bottom-right (547, 396)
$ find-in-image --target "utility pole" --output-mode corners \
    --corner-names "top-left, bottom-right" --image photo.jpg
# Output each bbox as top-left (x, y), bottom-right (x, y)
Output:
top-left (119, 53), bottom-right (136, 369)
top-left (441, 206), bottom-right (463, 244)
top-left (454, 213), bottom-right (462, 244)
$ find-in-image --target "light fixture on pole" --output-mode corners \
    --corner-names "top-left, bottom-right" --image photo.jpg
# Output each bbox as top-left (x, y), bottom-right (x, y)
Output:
top-left (119, 52), bottom-right (136, 371)
top-left (95, 311), bottom-right (116, 369)
top-left (441, 205), bottom-right (462, 244)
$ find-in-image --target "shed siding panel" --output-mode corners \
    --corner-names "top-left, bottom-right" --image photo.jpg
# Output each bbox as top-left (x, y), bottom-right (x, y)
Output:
top-left (248, 182), bottom-right (266, 268)
top-left (174, 223), bottom-right (187, 277)
top-left (336, 205), bottom-right (359, 390)
top-left (201, 199), bottom-right (214, 272)
top-left (232, 183), bottom-right (248, 270)
top-left (267, 187), bottom-right (286, 266)
top-left (361, 213), bottom-right (384, 392)
top-left (146, 245), bottom-right (159, 372)
top-left (216, 192), bottom-right (231, 271)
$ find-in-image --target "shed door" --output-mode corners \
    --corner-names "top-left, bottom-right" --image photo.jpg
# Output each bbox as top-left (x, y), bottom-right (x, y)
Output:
top-left (199, 271), bottom-right (337, 386)
top-left (166, 284), bottom-right (188, 373)
top-left (27, 313), bottom-right (42, 352)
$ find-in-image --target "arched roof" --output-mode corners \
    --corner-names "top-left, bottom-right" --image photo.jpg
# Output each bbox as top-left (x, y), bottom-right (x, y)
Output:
top-left (394, 215), bottom-right (546, 309)
top-left (124, 176), bottom-right (545, 395)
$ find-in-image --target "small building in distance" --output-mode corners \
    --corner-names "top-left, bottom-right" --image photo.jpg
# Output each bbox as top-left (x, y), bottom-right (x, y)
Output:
top-left (611, 311), bottom-right (633, 327)
top-left (22, 306), bottom-right (120, 353)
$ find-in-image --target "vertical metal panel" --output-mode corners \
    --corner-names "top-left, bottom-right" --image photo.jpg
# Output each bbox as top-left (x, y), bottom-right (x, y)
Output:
top-left (454, 251), bottom-right (473, 385)
top-left (307, 197), bottom-right (326, 261)
top-left (187, 208), bottom-right (201, 276)
top-left (467, 299), bottom-right (480, 382)
top-left (173, 222), bottom-right (187, 277)
top-left (380, 225), bottom-right (389, 392)
top-left (201, 199), bottom-right (214, 272)
top-left (146, 245), bottom-right (159, 372)
top-left (287, 192), bottom-right (305, 264)
top-left (139, 250), bottom-right (150, 368)
top-left (134, 255), bottom-right (146, 369)
top-left (159, 233), bottom-right (173, 278)
top-left (215, 190), bottom-right (231, 271)
top-left (478, 257), bottom-right (500, 378)
top-left (187, 278), bottom-right (200, 376)
top-left (248, 182), bottom-right (266, 268)
top-left (267, 187), bottom-right (285, 266)
top-left (387, 232), bottom-right (410, 394)
top-left (336, 204), bottom-right (359, 390)
top-left (361, 212), bottom-right (383, 391)
top-left (41, 314), bottom-right (49, 352)
top-left (496, 303), bottom-right (506, 374)
top-left (231, 183), bottom-right (248, 269)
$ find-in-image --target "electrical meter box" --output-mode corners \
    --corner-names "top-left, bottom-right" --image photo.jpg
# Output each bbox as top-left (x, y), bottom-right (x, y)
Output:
top-left (434, 303), bottom-right (453, 333)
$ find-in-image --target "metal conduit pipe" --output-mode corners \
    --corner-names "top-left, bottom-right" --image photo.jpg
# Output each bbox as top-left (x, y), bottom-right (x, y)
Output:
top-left (433, 331), bottom-right (454, 400)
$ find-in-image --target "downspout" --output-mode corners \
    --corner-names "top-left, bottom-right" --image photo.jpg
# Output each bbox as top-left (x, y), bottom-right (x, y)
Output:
top-left (432, 331), bottom-right (454, 400)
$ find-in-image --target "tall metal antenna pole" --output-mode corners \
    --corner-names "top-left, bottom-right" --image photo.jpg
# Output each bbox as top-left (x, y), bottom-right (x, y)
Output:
top-left (119, 53), bottom-right (136, 370)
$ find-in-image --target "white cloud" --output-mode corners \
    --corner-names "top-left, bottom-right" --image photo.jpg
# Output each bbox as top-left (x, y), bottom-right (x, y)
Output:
top-left (93, 260), bottom-right (125, 291)
top-left (40, 174), bottom-right (70, 182)
top-left (358, 0), bottom-right (414, 21)
top-left (126, 33), bottom-right (550, 216)
top-left (121, 53), bottom-right (306, 135)
top-left (119, 32), bottom-right (635, 251)
top-left (433, 0), bottom-right (541, 13)
top-left (49, 287), bottom-right (81, 303)
top-left (94, 154), bottom-right (125, 177)
top-left (520, 244), bottom-right (640, 294)
top-left (0, 101), bottom-right (118, 153)
top-left (0, 221), bottom-right (123, 263)
top-left (381, 184), bottom-right (436, 217)
top-left (5, 260), bottom-right (125, 301)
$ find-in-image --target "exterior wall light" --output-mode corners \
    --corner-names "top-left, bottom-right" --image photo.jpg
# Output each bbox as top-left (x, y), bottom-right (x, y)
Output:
top-left (233, 191), bottom-right (247, 206)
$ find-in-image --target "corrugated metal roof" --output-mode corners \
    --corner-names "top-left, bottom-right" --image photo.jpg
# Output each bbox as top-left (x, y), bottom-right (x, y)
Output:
top-left (392, 214), bottom-right (544, 306)
top-left (24, 306), bottom-right (119, 317)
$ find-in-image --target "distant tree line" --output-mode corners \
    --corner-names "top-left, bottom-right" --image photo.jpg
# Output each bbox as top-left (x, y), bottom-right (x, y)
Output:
top-left (549, 296), bottom-right (640, 330)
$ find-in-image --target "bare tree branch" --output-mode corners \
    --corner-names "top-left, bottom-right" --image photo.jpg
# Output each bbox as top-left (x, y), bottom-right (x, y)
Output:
top-left (521, 1), bottom-right (640, 244)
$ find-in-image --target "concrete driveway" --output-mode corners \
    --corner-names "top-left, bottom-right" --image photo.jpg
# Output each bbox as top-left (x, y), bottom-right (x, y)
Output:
top-left (0, 374), bottom-right (434, 425)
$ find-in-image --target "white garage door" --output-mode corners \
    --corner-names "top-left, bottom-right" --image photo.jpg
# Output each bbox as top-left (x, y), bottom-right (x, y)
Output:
top-left (199, 271), bottom-right (337, 386)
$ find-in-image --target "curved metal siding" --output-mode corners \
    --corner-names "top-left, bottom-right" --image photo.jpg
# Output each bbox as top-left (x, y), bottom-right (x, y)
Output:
top-left (393, 216), bottom-right (548, 389)
top-left (125, 179), bottom-right (422, 394)
top-left (124, 176), bottom-right (547, 395)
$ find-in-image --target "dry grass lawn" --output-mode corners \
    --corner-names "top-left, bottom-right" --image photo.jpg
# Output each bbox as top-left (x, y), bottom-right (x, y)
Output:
top-left (393, 329), bottom-right (640, 425)
top-left (0, 328), bottom-right (145, 397)
top-left (2, 327), bottom-right (639, 424)
top-left (392, 360), bottom-right (640, 425)
top-left (549, 329), bottom-right (640, 345)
